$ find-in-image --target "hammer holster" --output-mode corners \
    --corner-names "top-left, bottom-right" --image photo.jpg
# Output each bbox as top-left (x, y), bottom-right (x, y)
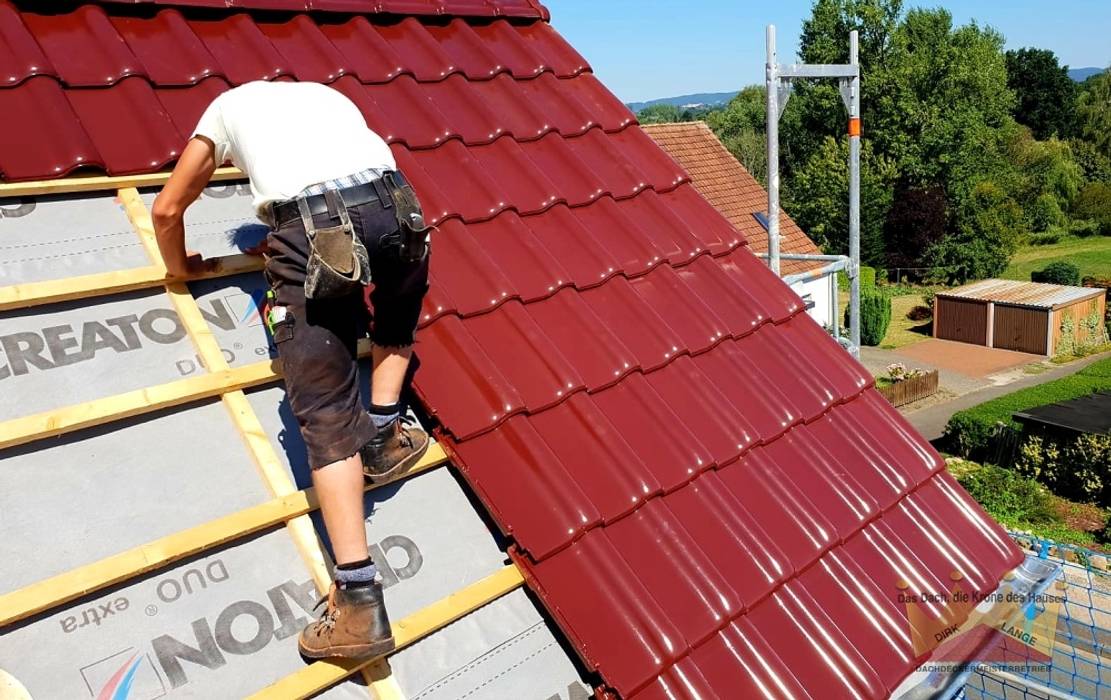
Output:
top-left (380, 172), bottom-right (431, 263)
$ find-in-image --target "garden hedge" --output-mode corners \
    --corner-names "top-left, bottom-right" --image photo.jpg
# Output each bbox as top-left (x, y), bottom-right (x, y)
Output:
top-left (943, 356), bottom-right (1111, 460)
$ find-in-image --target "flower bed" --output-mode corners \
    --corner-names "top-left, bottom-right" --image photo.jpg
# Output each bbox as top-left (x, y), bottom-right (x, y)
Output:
top-left (876, 363), bottom-right (939, 407)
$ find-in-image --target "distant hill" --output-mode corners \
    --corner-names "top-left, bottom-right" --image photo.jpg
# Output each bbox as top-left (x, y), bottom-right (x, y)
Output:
top-left (626, 91), bottom-right (738, 113)
top-left (1070, 67), bottom-right (1105, 82)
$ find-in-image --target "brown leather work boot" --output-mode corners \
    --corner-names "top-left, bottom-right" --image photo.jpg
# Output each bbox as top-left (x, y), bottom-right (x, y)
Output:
top-left (360, 417), bottom-right (429, 484)
top-left (298, 581), bottom-right (395, 660)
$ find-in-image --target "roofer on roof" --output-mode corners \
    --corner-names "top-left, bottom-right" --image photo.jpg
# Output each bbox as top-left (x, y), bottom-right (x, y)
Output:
top-left (151, 80), bottom-right (432, 662)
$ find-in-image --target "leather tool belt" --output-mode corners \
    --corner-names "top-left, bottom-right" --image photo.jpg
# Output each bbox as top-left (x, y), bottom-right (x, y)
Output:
top-left (297, 188), bottom-right (371, 299)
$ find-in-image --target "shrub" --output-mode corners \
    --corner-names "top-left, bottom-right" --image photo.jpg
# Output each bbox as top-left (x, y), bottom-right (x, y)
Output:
top-left (921, 287), bottom-right (937, 311)
top-left (1069, 219), bottom-right (1101, 238)
top-left (1032, 261), bottom-right (1081, 285)
top-left (1029, 192), bottom-right (1066, 232)
top-left (860, 265), bottom-right (877, 289)
top-left (856, 289), bottom-right (891, 346)
top-left (1028, 231), bottom-right (1062, 246)
top-left (944, 357), bottom-right (1111, 458)
top-left (955, 463), bottom-right (1057, 525)
top-left (837, 266), bottom-right (877, 292)
top-left (1072, 182), bottom-right (1111, 235)
top-left (1016, 434), bottom-right (1111, 506)
top-left (906, 305), bottom-right (932, 321)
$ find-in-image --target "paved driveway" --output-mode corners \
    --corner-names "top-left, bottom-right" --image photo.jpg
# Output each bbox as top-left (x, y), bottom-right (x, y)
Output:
top-left (894, 338), bottom-right (1042, 379)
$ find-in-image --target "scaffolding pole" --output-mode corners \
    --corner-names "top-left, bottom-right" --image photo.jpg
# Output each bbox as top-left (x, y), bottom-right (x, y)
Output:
top-left (765, 25), bottom-right (861, 357)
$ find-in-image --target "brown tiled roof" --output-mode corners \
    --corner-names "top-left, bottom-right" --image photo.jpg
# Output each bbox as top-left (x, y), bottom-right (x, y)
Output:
top-left (643, 121), bottom-right (825, 275)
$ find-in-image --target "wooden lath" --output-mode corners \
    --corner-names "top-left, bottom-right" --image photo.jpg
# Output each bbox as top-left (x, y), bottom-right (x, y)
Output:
top-left (0, 167), bottom-right (244, 198)
top-left (0, 447), bottom-right (446, 628)
top-left (0, 337), bottom-right (372, 451)
top-left (246, 566), bottom-right (527, 700)
top-left (0, 255), bottom-right (263, 313)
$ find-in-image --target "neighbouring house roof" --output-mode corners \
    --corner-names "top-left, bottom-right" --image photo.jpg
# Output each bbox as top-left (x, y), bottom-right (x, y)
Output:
top-left (642, 121), bottom-right (826, 276)
top-left (938, 279), bottom-right (1105, 310)
top-left (0, 2), bottom-right (1022, 697)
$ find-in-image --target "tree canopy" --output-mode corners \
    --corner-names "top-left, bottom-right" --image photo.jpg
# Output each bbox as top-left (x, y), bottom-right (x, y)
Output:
top-left (698, 1), bottom-right (1107, 283)
top-left (1005, 48), bottom-right (1077, 140)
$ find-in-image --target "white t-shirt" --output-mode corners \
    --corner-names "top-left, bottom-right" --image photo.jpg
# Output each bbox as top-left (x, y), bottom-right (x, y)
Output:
top-left (191, 81), bottom-right (396, 216)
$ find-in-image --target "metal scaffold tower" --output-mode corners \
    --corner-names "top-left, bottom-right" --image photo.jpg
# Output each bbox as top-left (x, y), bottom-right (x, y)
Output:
top-left (764, 25), bottom-right (862, 357)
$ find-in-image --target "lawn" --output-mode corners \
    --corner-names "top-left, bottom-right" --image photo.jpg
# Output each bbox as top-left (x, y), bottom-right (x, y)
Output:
top-left (1002, 235), bottom-right (1111, 281)
top-left (839, 289), bottom-right (933, 349)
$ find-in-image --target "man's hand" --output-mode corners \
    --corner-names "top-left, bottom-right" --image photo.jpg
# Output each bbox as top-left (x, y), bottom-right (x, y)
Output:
top-left (152, 137), bottom-right (219, 277)
top-left (165, 249), bottom-right (216, 278)
top-left (243, 239), bottom-right (271, 257)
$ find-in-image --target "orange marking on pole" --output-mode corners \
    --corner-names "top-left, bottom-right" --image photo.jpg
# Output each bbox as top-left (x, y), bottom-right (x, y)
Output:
top-left (848, 117), bottom-right (861, 137)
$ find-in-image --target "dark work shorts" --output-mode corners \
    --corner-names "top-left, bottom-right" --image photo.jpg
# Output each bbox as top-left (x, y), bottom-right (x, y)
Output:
top-left (264, 180), bottom-right (430, 469)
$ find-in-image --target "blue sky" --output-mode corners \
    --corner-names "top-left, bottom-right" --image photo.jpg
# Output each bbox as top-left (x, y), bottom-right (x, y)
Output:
top-left (544, 0), bottom-right (1111, 103)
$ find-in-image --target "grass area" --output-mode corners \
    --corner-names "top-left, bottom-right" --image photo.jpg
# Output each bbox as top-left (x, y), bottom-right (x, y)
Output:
top-left (838, 289), bottom-right (933, 349)
top-left (947, 458), bottom-right (1109, 551)
top-left (1002, 235), bottom-right (1111, 281)
top-left (951, 355), bottom-right (1111, 432)
top-left (944, 355), bottom-right (1111, 459)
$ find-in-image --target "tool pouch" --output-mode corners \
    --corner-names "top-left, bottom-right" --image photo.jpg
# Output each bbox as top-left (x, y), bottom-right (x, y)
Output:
top-left (382, 172), bottom-right (431, 263)
top-left (298, 189), bottom-right (371, 299)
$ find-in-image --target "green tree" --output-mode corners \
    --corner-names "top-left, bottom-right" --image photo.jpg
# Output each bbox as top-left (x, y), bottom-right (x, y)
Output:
top-left (706, 86), bottom-right (767, 182)
top-left (1073, 182), bottom-right (1111, 234)
top-left (1005, 48), bottom-right (1077, 139)
top-left (637, 103), bottom-right (683, 124)
top-left (1076, 69), bottom-right (1111, 159)
top-left (784, 136), bottom-right (896, 265)
top-left (787, 2), bottom-right (1025, 277)
top-left (923, 179), bottom-right (1023, 282)
top-left (1070, 138), bottom-right (1111, 183)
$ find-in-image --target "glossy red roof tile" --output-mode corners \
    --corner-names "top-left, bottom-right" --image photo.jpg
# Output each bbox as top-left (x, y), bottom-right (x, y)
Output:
top-left (189, 13), bottom-right (293, 83)
top-left (1, 2), bottom-right (1023, 698)
top-left (154, 76), bottom-right (231, 137)
top-left (112, 9), bottom-right (221, 85)
top-left (0, 0), bottom-right (55, 86)
top-left (65, 77), bottom-right (183, 174)
top-left (21, 5), bottom-right (146, 87)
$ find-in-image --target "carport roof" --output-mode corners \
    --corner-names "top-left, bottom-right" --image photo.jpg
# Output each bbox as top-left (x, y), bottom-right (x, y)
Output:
top-left (938, 279), bottom-right (1105, 310)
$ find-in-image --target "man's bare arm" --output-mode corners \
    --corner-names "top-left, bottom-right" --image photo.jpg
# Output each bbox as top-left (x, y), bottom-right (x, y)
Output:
top-left (151, 137), bottom-right (219, 277)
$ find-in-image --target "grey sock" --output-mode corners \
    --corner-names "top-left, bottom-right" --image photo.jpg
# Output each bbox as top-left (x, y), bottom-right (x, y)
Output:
top-left (335, 559), bottom-right (378, 588)
top-left (369, 403), bottom-right (400, 430)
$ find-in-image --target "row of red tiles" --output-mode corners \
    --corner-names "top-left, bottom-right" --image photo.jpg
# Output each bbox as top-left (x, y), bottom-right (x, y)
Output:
top-left (415, 186), bottom-right (743, 321)
top-left (2, 7), bottom-right (580, 87)
top-left (519, 465), bottom-right (1020, 697)
top-left (414, 248), bottom-right (828, 442)
top-left (436, 308), bottom-right (877, 558)
top-left (392, 127), bottom-right (691, 226)
top-left (99, 0), bottom-right (547, 17)
top-left (0, 71), bottom-right (638, 180)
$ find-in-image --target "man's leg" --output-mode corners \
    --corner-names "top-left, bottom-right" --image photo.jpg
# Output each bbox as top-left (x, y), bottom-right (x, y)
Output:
top-left (311, 454), bottom-right (369, 566)
top-left (359, 238), bottom-right (430, 481)
top-left (371, 343), bottom-right (412, 407)
top-left (270, 296), bottom-right (393, 660)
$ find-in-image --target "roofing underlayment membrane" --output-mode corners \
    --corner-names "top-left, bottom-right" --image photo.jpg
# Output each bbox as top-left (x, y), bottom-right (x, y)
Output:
top-left (0, 1), bottom-right (1025, 698)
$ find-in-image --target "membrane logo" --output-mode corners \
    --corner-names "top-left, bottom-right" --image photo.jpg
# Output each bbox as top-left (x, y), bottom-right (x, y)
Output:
top-left (900, 570), bottom-right (1063, 670)
top-left (80, 649), bottom-right (165, 700)
top-left (223, 291), bottom-right (266, 328)
top-left (0, 291), bottom-right (268, 380)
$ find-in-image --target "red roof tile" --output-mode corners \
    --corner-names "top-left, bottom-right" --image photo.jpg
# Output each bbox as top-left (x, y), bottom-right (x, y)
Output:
top-left (643, 121), bottom-right (826, 275)
top-left (0, 2), bottom-right (1021, 697)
